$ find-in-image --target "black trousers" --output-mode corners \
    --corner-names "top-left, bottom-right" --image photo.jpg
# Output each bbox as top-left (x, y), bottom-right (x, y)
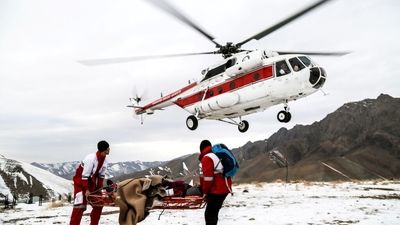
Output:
top-left (205, 193), bottom-right (228, 225)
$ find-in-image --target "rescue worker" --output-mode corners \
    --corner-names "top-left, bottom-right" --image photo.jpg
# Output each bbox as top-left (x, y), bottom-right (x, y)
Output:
top-left (69, 140), bottom-right (110, 225)
top-left (199, 140), bottom-right (232, 225)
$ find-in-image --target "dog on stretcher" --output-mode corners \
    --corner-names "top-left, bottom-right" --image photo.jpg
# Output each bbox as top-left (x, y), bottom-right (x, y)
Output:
top-left (109, 175), bottom-right (202, 225)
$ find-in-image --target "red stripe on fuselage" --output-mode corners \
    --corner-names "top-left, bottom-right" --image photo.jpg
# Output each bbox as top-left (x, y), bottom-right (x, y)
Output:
top-left (174, 66), bottom-right (273, 108)
top-left (136, 82), bottom-right (197, 114)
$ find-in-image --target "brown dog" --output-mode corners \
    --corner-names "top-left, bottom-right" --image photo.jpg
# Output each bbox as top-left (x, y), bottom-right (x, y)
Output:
top-left (115, 175), bottom-right (166, 225)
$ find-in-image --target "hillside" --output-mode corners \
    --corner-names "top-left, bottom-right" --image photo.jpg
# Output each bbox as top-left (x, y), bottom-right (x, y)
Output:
top-left (237, 93), bottom-right (400, 182)
top-left (0, 155), bottom-right (71, 201)
top-left (117, 94), bottom-right (400, 183)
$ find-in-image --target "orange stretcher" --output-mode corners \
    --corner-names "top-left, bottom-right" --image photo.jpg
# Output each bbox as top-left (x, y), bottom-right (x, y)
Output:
top-left (87, 189), bottom-right (206, 209)
top-left (87, 190), bottom-right (117, 207)
top-left (151, 196), bottom-right (206, 209)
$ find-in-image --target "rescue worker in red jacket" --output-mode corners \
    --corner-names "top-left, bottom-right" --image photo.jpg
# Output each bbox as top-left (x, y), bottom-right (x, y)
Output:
top-left (69, 140), bottom-right (110, 225)
top-left (199, 140), bottom-right (232, 225)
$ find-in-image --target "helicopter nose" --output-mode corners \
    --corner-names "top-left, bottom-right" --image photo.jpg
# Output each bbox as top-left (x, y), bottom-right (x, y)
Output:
top-left (309, 67), bottom-right (327, 89)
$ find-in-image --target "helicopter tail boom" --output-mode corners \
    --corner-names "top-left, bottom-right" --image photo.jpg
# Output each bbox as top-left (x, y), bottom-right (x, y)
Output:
top-left (134, 82), bottom-right (197, 115)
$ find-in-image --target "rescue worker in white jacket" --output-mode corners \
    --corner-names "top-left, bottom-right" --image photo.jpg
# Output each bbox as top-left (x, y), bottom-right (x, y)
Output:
top-left (69, 140), bottom-right (110, 225)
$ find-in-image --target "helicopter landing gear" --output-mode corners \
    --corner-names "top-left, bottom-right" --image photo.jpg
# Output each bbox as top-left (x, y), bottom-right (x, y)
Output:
top-left (238, 120), bottom-right (249, 133)
top-left (277, 111), bottom-right (291, 123)
top-left (277, 103), bottom-right (291, 123)
top-left (186, 115), bottom-right (198, 130)
top-left (217, 117), bottom-right (249, 133)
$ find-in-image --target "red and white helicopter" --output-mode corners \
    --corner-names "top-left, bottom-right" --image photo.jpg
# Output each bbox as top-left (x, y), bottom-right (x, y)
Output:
top-left (81, 0), bottom-right (348, 132)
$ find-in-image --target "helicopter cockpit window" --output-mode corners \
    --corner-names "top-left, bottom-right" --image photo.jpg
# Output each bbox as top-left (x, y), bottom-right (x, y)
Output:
top-left (275, 60), bottom-right (291, 77)
top-left (289, 57), bottom-right (305, 72)
top-left (298, 56), bottom-right (312, 67)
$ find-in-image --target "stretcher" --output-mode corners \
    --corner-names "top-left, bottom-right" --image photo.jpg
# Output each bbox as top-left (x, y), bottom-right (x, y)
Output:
top-left (87, 189), bottom-right (206, 209)
top-left (151, 196), bottom-right (206, 209)
top-left (87, 190), bottom-right (117, 207)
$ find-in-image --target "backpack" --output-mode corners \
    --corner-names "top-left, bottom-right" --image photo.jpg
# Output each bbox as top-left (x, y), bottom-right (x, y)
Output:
top-left (211, 144), bottom-right (239, 177)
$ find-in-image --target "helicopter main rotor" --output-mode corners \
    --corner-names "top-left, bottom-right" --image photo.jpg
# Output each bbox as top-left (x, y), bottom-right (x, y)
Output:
top-left (148, 0), bottom-right (346, 59)
top-left (79, 0), bottom-right (348, 66)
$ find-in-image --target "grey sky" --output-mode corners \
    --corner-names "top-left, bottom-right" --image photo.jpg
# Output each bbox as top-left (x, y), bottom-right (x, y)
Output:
top-left (0, 0), bottom-right (399, 163)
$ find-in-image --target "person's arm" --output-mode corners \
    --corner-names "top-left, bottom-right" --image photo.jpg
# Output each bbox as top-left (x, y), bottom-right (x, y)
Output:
top-left (201, 156), bottom-right (215, 194)
top-left (96, 159), bottom-right (108, 188)
top-left (81, 154), bottom-right (94, 190)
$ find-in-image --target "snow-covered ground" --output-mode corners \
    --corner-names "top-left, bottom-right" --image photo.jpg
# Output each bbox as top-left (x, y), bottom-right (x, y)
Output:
top-left (1, 181), bottom-right (399, 225)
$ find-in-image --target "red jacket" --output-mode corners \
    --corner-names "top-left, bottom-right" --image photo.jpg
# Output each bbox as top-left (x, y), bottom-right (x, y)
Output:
top-left (199, 146), bottom-right (232, 195)
top-left (73, 151), bottom-right (107, 191)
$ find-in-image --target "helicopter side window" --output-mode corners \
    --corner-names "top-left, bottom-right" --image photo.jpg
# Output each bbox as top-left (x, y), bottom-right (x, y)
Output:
top-left (229, 81), bottom-right (236, 90)
top-left (275, 60), bottom-right (291, 77)
top-left (253, 72), bottom-right (260, 81)
top-left (226, 58), bottom-right (236, 68)
top-left (218, 86), bottom-right (223, 94)
top-left (289, 57), bottom-right (305, 72)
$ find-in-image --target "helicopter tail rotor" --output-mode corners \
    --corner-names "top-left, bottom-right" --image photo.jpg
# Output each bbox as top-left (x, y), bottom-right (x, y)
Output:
top-left (127, 86), bottom-right (148, 124)
top-left (131, 85), bottom-right (148, 105)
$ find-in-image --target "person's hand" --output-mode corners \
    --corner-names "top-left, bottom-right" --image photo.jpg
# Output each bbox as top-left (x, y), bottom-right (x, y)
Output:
top-left (85, 190), bottom-right (91, 197)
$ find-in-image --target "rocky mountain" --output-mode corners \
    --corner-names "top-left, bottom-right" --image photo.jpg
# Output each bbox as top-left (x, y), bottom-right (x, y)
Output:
top-left (31, 160), bottom-right (165, 180)
top-left (0, 155), bottom-right (71, 201)
top-left (244, 93), bottom-right (400, 182)
top-left (117, 94), bottom-right (400, 183)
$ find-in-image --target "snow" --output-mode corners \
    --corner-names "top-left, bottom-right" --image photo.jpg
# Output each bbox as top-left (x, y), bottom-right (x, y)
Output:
top-left (0, 176), bottom-right (13, 198)
top-left (1, 181), bottom-right (399, 225)
top-left (19, 161), bottom-right (72, 195)
top-left (139, 164), bottom-right (146, 171)
top-left (16, 172), bottom-right (29, 185)
top-left (111, 164), bottom-right (121, 171)
top-left (183, 162), bottom-right (189, 172)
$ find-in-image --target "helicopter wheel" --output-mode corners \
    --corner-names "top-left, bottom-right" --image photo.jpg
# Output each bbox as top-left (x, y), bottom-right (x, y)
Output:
top-left (277, 111), bottom-right (291, 123)
top-left (186, 115), bottom-right (198, 130)
top-left (238, 120), bottom-right (249, 133)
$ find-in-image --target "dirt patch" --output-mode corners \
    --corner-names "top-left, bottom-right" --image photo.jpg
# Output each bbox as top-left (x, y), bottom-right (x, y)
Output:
top-left (362, 187), bottom-right (396, 191)
top-left (358, 194), bottom-right (400, 200)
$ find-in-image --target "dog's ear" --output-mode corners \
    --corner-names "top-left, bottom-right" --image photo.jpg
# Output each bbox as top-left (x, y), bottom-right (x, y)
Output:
top-left (141, 178), bottom-right (152, 191)
top-left (149, 175), bottom-right (163, 186)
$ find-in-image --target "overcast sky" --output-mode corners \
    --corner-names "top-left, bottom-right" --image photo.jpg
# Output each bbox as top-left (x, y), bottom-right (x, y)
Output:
top-left (0, 0), bottom-right (399, 163)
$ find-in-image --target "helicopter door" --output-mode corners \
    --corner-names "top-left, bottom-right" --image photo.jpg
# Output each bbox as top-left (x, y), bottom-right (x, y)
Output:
top-left (275, 60), bottom-right (291, 77)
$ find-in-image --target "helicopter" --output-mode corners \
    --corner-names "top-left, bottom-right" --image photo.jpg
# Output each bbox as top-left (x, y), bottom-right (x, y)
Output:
top-left (80, 0), bottom-right (349, 133)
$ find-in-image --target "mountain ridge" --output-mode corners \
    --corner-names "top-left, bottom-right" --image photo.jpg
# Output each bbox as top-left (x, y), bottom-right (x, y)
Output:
top-left (31, 160), bottom-right (165, 180)
top-left (115, 94), bottom-right (400, 183)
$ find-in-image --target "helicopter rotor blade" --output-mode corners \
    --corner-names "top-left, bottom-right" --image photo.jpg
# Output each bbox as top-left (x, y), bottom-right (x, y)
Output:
top-left (236, 0), bottom-right (333, 48)
top-left (79, 51), bottom-right (216, 66)
top-left (277, 51), bottom-right (350, 56)
top-left (147, 0), bottom-right (222, 47)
